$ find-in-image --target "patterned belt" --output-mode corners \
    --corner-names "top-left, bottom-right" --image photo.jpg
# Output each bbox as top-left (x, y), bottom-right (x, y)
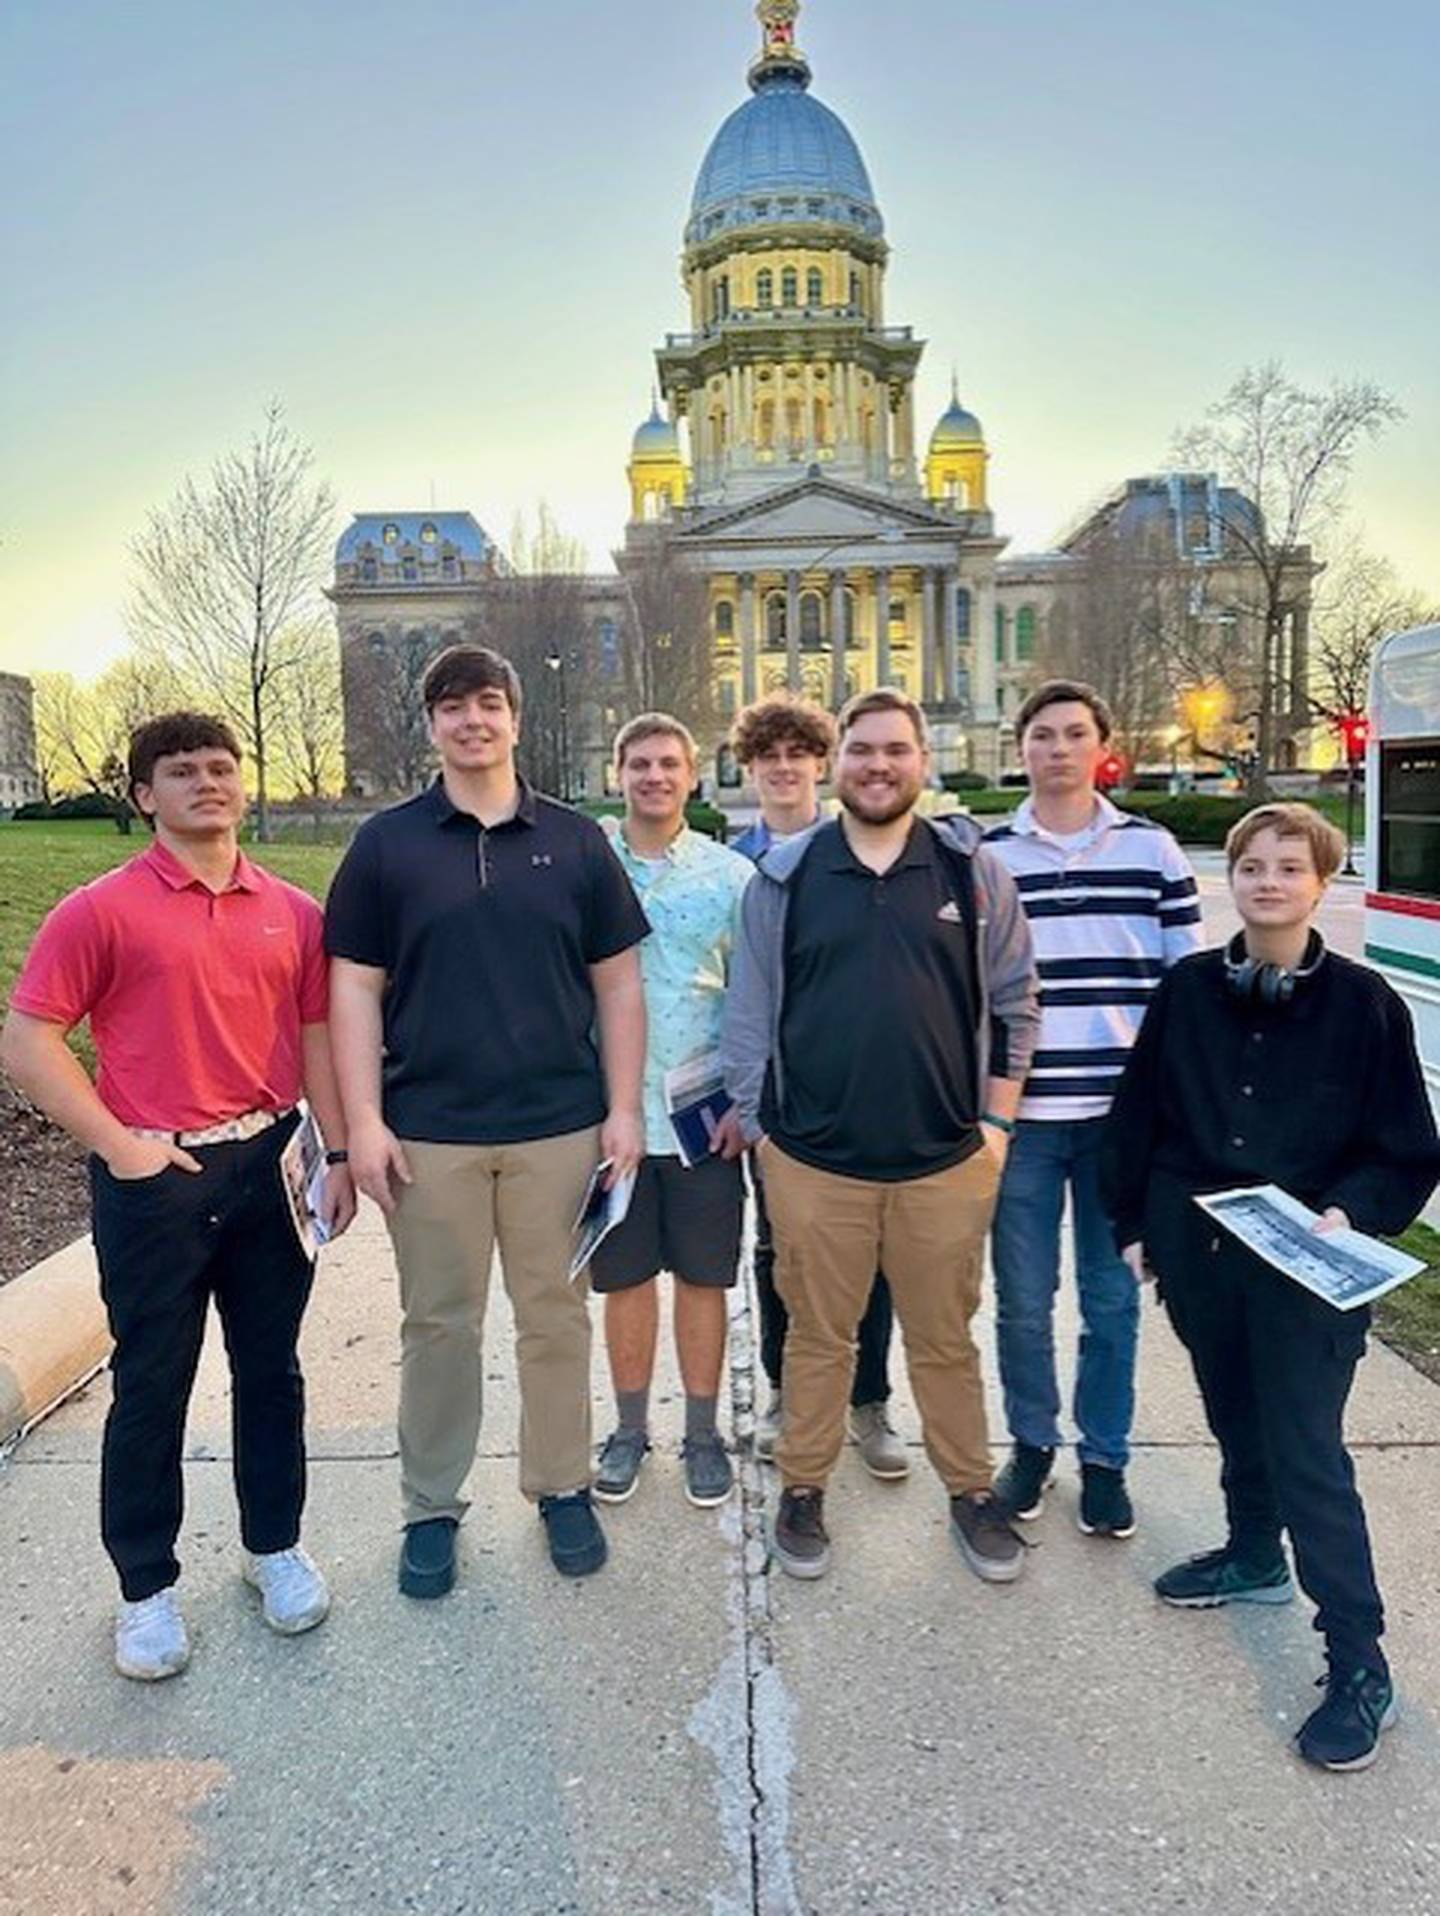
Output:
top-left (131, 1107), bottom-right (294, 1148)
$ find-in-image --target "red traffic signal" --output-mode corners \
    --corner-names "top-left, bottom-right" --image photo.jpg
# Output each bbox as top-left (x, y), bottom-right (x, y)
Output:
top-left (1096, 751), bottom-right (1127, 790)
top-left (1337, 711), bottom-right (1370, 765)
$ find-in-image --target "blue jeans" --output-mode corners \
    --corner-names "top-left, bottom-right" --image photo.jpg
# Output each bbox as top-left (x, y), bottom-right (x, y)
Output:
top-left (991, 1117), bottom-right (1139, 1469)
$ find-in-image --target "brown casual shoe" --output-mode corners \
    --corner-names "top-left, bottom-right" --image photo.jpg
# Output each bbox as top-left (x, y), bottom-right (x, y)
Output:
top-left (772, 1486), bottom-right (831, 1580)
top-left (950, 1491), bottom-right (1026, 1583)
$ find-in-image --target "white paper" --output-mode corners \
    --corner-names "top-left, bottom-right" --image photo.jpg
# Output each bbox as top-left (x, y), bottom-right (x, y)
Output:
top-left (1193, 1184), bottom-right (1424, 1311)
top-left (570, 1160), bottom-right (636, 1283)
top-left (278, 1106), bottom-right (333, 1262)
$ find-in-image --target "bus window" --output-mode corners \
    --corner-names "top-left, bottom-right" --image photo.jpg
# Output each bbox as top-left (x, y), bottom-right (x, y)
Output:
top-left (1380, 743), bottom-right (1440, 899)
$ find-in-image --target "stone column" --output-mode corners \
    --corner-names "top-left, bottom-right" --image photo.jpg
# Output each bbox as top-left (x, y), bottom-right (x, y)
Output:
top-left (941, 564), bottom-right (960, 707)
top-left (829, 570), bottom-right (848, 710)
top-left (740, 573), bottom-right (758, 705)
top-left (833, 362), bottom-right (848, 445)
top-left (786, 569), bottom-right (801, 691)
top-left (972, 575), bottom-right (998, 720)
top-left (1289, 603), bottom-right (1310, 724)
top-left (897, 383), bottom-right (916, 477)
top-left (920, 568), bottom-right (939, 705)
top-left (874, 566), bottom-right (892, 686)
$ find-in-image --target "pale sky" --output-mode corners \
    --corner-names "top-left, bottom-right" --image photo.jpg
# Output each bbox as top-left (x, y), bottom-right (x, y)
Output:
top-left (3, 0), bottom-right (1436, 680)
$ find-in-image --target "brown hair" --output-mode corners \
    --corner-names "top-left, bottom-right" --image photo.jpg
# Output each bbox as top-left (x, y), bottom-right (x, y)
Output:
top-left (613, 711), bottom-right (697, 769)
top-left (422, 644), bottom-right (522, 718)
top-left (1225, 802), bottom-right (1346, 881)
top-left (730, 693), bottom-right (836, 767)
top-left (128, 711), bottom-right (242, 808)
top-left (837, 686), bottom-right (929, 747)
top-left (1015, 678), bottom-right (1113, 743)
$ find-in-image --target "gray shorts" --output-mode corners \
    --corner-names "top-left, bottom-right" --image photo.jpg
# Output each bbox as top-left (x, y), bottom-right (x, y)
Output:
top-left (588, 1152), bottom-right (744, 1292)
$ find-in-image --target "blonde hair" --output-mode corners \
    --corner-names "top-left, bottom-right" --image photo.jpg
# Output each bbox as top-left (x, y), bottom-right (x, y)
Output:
top-left (612, 711), bottom-right (697, 769)
top-left (1225, 802), bottom-right (1346, 881)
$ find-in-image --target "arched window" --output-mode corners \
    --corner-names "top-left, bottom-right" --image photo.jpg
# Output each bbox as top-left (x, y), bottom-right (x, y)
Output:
top-left (849, 270), bottom-right (862, 313)
top-left (889, 597), bottom-right (907, 637)
top-left (714, 600), bottom-right (735, 643)
top-left (758, 399), bottom-right (775, 450)
top-left (419, 522), bottom-right (438, 544)
top-left (765, 593), bottom-right (787, 648)
top-left (799, 592), bottom-right (823, 647)
top-left (955, 587), bottom-right (971, 640)
top-left (806, 266), bottom-right (823, 306)
top-left (812, 397), bottom-right (828, 445)
top-left (785, 398), bottom-right (803, 450)
top-left (643, 490), bottom-right (661, 522)
top-left (1015, 605), bottom-right (1037, 662)
top-left (842, 587), bottom-right (858, 648)
top-left (781, 266), bottom-right (798, 307)
top-left (995, 607), bottom-right (1007, 663)
top-left (382, 523), bottom-right (400, 545)
top-left (597, 617), bottom-right (620, 679)
top-left (756, 267), bottom-right (773, 307)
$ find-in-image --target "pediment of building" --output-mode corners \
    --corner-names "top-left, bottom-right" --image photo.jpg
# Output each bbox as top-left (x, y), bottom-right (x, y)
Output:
top-left (677, 477), bottom-right (949, 547)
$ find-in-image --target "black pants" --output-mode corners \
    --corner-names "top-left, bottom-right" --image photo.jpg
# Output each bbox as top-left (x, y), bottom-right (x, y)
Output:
top-left (1159, 1228), bottom-right (1384, 1674)
top-left (750, 1152), bottom-right (894, 1403)
top-left (91, 1115), bottom-right (314, 1602)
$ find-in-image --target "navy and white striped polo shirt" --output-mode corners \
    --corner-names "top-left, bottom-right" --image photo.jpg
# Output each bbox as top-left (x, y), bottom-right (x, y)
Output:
top-left (985, 795), bottom-right (1202, 1120)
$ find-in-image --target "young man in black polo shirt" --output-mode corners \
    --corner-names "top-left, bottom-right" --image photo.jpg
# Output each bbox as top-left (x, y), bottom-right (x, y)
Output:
top-left (720, 689), bottom-right (1040, 1583)
top-left (1102, 804), bottom-right (1440, 1770)
top-left (326, 646), bottom-right (648, 1592)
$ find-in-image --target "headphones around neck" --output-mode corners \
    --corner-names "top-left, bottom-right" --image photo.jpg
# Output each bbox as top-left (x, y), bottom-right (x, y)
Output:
top-left (1223, 931), bottom-right (1324, 1007)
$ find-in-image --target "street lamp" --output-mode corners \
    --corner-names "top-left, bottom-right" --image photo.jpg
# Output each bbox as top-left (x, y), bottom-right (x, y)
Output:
top-left (544, 647), bottom-right (572, 802)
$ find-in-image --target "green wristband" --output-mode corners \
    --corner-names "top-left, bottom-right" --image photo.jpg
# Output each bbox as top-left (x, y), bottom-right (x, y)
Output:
top-left (980, 1112), bottom-right (1016, 1136)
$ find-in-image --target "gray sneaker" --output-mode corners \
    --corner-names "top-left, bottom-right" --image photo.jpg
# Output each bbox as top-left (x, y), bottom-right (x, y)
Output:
top-left (681, 1434), bottom-right (735, 1508)
top-left (847, 1401), bottom-right (910, 1480)
top-left (950, 1492), bottom-right (1026, 1583)
top-left (754, 1388), bottom-right (783, 1461)
top-left (593, 1427), bottom-right (651, 1504)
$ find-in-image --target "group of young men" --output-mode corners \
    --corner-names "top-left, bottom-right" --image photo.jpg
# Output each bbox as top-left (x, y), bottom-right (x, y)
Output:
top-left (4, 643), bottom-right (1437, 1778)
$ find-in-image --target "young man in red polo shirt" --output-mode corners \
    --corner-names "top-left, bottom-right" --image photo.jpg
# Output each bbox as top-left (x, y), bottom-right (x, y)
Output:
top-left (2, 712), bottom-right (355, 1682)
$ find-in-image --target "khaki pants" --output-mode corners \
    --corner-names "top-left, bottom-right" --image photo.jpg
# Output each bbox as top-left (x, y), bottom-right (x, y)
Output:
top-left (387, 1126), bottom-right (599, 1521)
top-left (761, 1139), bottom-right (1000, 1495)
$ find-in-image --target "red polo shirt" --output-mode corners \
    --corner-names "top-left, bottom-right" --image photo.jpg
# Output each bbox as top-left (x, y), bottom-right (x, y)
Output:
top-left (10, 839), bottom-right (328, 1131)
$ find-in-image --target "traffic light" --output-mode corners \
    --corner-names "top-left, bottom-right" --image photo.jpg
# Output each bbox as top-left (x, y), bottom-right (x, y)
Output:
top-left (1096, 751), bottom-right (1127, 791)
top-left (1338, 711), bottom-right (1370, 765)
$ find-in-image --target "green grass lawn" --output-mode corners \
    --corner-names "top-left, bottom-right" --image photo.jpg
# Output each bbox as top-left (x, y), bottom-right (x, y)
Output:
top-left (1374, 1220), bottom-right (1440, 1384)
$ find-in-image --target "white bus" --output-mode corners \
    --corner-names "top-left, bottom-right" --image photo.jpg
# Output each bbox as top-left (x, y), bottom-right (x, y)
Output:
top-left (1367, 622), bottom-right (1440, 1117)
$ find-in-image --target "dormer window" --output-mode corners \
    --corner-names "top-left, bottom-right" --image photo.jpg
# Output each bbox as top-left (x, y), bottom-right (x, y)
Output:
top-left (382, 523), bottom-right (400, 545)
top-left (441, 555), bottom-right (457, 579)
top-left (361, 557), bottom-right (378, 583)
top-left (752, 199), bottom-right (770, 219)
top-left (402, 557), bottom-right (418, 582)
top-left (781, 267), bottom-right (798, 307)
top-left (419, 521), bottom-right (438, 544)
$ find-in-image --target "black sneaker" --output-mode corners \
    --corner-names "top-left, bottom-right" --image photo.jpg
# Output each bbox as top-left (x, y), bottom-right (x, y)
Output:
top-left (772, 1487), bottom-right (830, 1580)
top-left (993, 1443), bottom-right (1055, 1521)
top-left (398, 1517), bottom-right (458, 1600)
top-left (1154, 1545), bottom-right (1294, 1608)
top-left (1295, 1665), bottom-right (1397, 1771)
top-left (593, 1428), bottom-right (651, 1504)
top-left (1077, 1462), bottom-right (1135, 1538)
top-left (950, 1492), bottom-right (1026, 1583)
top-left (539, 1490), bottom-right (608, 1578)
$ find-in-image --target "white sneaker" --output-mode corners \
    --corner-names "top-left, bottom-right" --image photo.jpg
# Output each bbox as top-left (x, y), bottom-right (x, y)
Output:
top-left (243, 1545), bottom-right (330, 1635)
top-left (115, 1588), bottom-right (190, 1682)
top-left (754, 1389), bottom-right (783, 1462)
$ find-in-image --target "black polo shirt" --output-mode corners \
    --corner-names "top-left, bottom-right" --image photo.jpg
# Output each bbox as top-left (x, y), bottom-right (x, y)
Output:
top-left (766, 818), bottom-right (983, 1181)
top-left (324, 778), bottom-right (649, 1144)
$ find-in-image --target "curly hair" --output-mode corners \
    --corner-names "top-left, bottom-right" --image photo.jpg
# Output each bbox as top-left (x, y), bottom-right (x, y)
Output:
top-left (730, 694), bottom-right (836, 767)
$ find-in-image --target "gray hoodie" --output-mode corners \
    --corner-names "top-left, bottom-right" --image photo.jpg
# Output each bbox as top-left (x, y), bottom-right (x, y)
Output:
top-left (720, 813), bottom-right (1040, 1145)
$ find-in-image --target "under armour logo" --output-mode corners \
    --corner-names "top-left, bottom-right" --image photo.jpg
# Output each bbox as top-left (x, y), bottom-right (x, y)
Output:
top-left (936, 900), bottom-right (962, 923)
top-left (531, 853), bottom-right (553, 868)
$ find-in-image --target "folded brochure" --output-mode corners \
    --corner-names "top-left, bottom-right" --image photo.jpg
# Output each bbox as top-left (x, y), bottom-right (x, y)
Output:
top-left (278, 1106), bottom-right (333, 1261)
top-left (664, 1050), bottom-right (734, 1168)
top-left (570, 1159), bottom-right (636, 1282)
top-left (1193, 1184), bottom-right (1424, 1312)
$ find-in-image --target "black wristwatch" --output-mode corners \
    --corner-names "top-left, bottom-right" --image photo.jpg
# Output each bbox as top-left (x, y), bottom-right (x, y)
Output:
top-left (324, 1149), bottom-right (350, 1166)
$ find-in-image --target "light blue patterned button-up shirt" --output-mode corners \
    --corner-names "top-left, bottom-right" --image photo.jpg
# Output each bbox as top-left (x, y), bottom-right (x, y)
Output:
top-left (603, 822), bottom-right (753, 1157)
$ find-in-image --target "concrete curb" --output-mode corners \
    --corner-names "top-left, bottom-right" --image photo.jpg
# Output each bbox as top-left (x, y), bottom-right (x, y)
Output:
top-left (0, 1236), bottom-right (109, 1444)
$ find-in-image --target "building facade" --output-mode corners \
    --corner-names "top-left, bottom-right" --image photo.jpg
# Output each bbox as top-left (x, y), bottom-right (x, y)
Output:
top-left (0, 673), bottom-right (42, 812)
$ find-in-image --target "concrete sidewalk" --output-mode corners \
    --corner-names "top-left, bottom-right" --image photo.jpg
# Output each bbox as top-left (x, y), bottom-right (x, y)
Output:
top-left (2, 1206), bottom-right (1439, 1916)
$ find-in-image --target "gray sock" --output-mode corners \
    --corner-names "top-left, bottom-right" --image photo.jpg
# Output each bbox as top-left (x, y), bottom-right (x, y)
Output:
top-left (617, 1388), bottom-right (649, 1435)
top-left (685, 1394), bottom-right (718, 1443)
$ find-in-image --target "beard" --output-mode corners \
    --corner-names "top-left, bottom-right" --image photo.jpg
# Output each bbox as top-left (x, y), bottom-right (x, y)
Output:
top-left (837, 772), bottom-right (922, 826)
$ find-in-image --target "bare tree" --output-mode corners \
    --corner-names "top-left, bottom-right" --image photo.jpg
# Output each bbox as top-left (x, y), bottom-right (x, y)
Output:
top-left (341, 628), bottom-right (438, 797)
top-left (1309, 539), bottom-right (1439, 732)
top-left (274, 620), bottom-right (346, 832)
top-left (128, 402), bottom-right (335, 839)
top-left (483, 504), bottom-right (593, 798)
top-left (618, 537), bottom-right (716, 744)
top-left (1042, 529), bottom-right (1183, 767)
top-left (33, 654), bottom-right (192, 831)
top-left (1174, 363), bottom-right (1400, 791)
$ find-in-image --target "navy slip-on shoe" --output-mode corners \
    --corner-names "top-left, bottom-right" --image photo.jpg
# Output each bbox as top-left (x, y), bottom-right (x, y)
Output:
top-left (399, 1517), bottom-right (459, 1600)
top-left (539, 1490), bottom-right (608, 1578)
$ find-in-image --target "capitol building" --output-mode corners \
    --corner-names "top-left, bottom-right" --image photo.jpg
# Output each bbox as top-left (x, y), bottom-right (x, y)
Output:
top-left (334, 0), bottom-right (1311, 796)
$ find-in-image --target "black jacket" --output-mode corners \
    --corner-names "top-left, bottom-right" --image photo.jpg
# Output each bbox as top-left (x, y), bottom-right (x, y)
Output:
top-left (1099, 944), bottom-right (1440, 1263)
